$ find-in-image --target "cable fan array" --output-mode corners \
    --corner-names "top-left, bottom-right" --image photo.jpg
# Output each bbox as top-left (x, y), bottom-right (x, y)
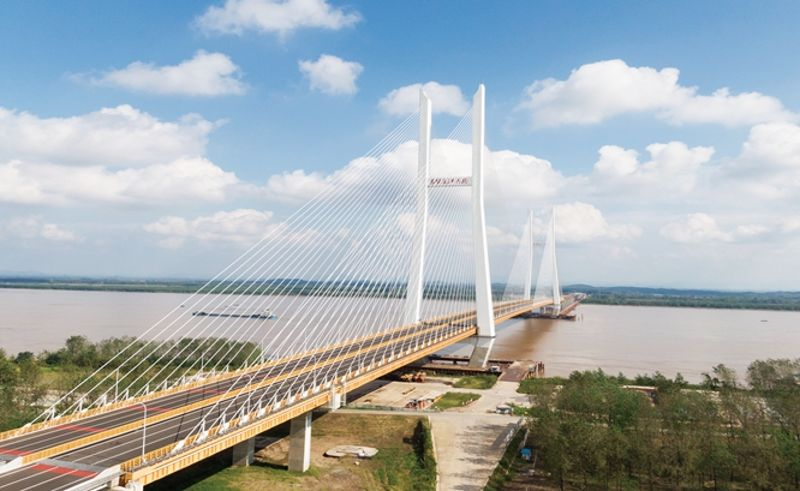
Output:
top-left (6, 105), bottom-right (508, 479)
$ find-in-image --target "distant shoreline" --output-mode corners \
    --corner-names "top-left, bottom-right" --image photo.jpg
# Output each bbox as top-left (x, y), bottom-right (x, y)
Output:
top-left (2, 278), bottom-right (800, 312)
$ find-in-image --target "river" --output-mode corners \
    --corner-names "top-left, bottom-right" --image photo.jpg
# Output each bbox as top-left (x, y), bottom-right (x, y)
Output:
top-left (0, 288), bottom-right (797, 382)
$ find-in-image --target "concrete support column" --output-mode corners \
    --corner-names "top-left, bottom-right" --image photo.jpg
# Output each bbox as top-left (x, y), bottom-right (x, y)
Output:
top-left (288, 412), bottom-right (312, 472)
top-left (232, 437), bottom-right (255, 467)
top-left (121, 480), bottom-right (144, 491)
top-left (469, 336), bottom-right (495, 367)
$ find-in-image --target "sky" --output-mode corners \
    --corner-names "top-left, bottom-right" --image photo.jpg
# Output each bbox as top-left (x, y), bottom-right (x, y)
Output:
top-left (2, 0), bottom-right (800, 290)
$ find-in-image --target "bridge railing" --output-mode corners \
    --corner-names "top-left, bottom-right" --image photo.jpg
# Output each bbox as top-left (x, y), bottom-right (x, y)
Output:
top-left (121, 301), bottom-right (538, 478)
top-left (0, 305), bottom-right (484, 444)
top-left (119, 318), bottom-right (483, 484)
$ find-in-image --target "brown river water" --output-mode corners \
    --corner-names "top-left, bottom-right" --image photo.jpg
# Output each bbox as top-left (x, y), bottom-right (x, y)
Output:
top-left (0, 288), bottom-right (798, 382)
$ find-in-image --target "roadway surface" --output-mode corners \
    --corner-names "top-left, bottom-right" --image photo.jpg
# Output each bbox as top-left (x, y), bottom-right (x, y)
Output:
top-left (0, 299), bottom-right (536, 490)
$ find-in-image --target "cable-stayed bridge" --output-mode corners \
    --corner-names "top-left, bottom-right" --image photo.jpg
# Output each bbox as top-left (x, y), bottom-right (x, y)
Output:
top-left (0, 86), bottom-right (576, 491)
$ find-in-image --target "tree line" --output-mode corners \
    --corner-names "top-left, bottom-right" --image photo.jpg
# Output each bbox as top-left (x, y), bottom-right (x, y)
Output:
top-left (521, 359), bottom-right (800, 490)
top-left (0, 335), bottom-right (262, 431)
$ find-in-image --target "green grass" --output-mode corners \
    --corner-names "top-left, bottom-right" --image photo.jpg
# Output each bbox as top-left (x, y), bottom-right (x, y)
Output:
top-left (432, 391), bottom-right (481, 410)
top-left (517, 377), bottom-right (565, 395)
top-left (183, 465), bottom-right (315, 490)
top-left (453, 374), bottom-right (498, 390)
top-left (483, 426), bottom-right (526, 491)
top-left (373, 446), bottom-right (435, 491)
top-left (148, 459), bottom-right (318, 491)
top-left (152, 414), bottom-right (436, 491)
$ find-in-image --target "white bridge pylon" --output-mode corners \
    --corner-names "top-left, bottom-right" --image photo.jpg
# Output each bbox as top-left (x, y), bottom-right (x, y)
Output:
top-left (403, 90), bottom-right (431, 325)
top-left (533, 208), bottom-right (562, 315)
top-left (402, 84), bottom-right (498, 366)
top-left (403, 85), bottom-right (565, 363)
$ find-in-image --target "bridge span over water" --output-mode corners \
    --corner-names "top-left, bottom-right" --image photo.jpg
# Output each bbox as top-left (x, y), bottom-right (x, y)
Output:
top-left (0, 86), bottom-right (577, 490)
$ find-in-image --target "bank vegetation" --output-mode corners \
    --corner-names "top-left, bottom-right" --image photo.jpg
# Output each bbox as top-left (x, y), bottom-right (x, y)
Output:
top-left (519, 360), bottom-right (800, 490)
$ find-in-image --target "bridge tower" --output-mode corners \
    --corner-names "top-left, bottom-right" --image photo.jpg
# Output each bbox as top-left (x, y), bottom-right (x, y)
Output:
top-left (523, 210), bottom-right (534, 301)
top-left (403, 89), bottom-right (431, 325)
top-left (469, 84), bottom-right (496, 366)
top-left (550, 208), bottom-right (562, 313)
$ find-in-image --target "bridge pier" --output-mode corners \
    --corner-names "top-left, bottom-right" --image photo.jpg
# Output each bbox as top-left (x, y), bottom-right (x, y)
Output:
top-left (288, 412), bottom-right (312, 472)
top-left (468, 336), bottom-right (495, 367)
top-left (118, 480), bottom-right (143, 491)
top-left (232, 437), bottom-right (255, 467)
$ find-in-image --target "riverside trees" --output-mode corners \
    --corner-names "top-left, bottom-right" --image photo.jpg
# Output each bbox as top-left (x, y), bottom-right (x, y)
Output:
top-left (522, 359), bottom-right (800, 490)
top-left (0, 335), bottom-right (263, 431)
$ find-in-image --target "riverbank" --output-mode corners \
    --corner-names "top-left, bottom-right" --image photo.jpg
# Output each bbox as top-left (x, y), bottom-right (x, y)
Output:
top-left (4, 277), bottom-right (800, 311)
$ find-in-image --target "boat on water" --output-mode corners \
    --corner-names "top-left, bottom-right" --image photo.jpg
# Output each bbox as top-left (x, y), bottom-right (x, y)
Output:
top-left (192, 305), bottom-right (277, 319)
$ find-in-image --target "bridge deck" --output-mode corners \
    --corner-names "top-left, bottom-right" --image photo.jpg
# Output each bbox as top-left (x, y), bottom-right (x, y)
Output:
top-left (0, 298), bottom-right (549, 491)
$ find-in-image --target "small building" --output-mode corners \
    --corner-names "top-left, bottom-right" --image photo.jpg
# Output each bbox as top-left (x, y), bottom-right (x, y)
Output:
top-left (406, 391), bottom-right (440, 410)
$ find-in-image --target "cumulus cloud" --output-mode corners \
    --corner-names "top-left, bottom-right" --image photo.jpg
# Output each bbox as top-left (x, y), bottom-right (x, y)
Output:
top-left (0, 105), bottom-right (213, 167)
top-left (518, 59), bottom-right (796, 128)
top-left (262, 169), bottom-right (329, 204)
top-left (2, 216), bottom-right (80, 243)
top-left (723, 122), bottom-right (800, 198)
top-left (379, 82), bottom-right (469, 117)
top-left (0, 105), bottom-right (241, 205)
top-left (0, 158), bottom-right (238, 205)
top-left (257, 139), bottom-right (566, 209)
top-left (196, 0), bottom-right (360, 36)
top-left (660, 213), bottom-right (734, 243)
top-left (87, 51), bottom-right (246, 96)
top-left (553, 202), bottom-right (641, 243)
top-left (591, 141), bottom-right (715, 195)
top-left (298, 54), bottom-right (363, 95)
top-left (660, 214), bottom-right (774, 244)
top-left (396, 212), bottom-right (460, 239)
top-left (144, 209), bottom-right (275, 248)
top-left (781, 217), bottom-right (800, 234)
top-left (734, 224), bottom-right (770, 239)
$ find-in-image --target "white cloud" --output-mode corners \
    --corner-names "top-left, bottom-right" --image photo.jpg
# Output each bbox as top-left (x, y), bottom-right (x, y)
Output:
top-left (299, 54), bottom-right (363, 95)
top-left (88, 51), bottom-right (246, 96)
top-left (553, 202), bottom-right (641, 243)
top-left (379, 82), bottom-right (469, 117)
top-left (723, 122), bottom-right (800, 198)
top-left (262, 169), bottom-right (329, 204)
top-left (197, 0), bottom-right (360, 36)
top-left (0, 105), bottom-right (213, 167)
top-left (485, 148), bottom-right (565, 204)
top-left (518, 59), bottom-right (796, 128)
top-left (396, 212), bottom-right (460, 239)
top-left (486, 226), bottom-right (521, 247)
top-left (0, 161), bottom-right (44, 204)
top-left (591, 141), bottom-right (715, 195)
top-left (734, 224), bottom-right (769, 238)
top-left (258, 139), bottom-right (566, 210)
top-left (660, 213), bottom-right (733, 243)
top-left (781, 217), bottom-right (800, 234)
top-left (0, 158), bottom-right (239, 205)
top-left (144, 209), bottom-right (275, 248)
top-left (2, 216), bottom-right (80, 243)
top-left (0, 104), bottom-right (242, 205)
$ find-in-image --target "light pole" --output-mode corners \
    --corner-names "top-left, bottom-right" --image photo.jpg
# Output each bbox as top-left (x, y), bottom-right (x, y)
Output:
top-left (136, 402), bottom-right (147, 463)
